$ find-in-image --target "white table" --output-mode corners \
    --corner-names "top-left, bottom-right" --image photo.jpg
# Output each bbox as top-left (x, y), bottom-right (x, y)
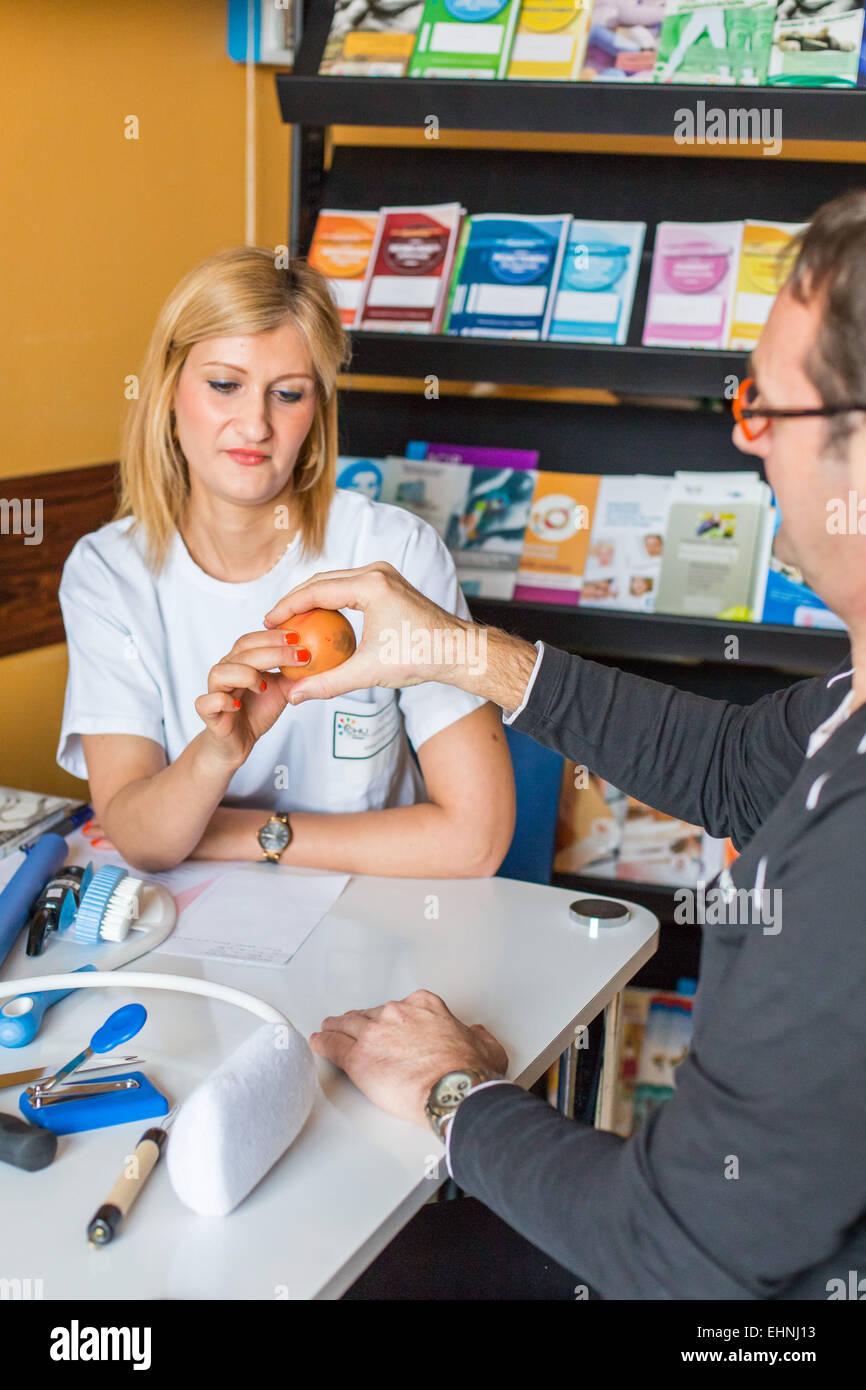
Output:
top-left (0, 871), bottom-right (657, 1300)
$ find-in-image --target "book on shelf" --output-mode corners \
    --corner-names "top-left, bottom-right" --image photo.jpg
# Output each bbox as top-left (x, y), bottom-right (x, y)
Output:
top-left (335, 455), bottom-right (393, 501)
top-left (407, 0), bottom-right (523, 77)
top-left (548, 219), bottom-right (646, 345)
top-left (227, 0), bottom-right (297, 63)
top-left (553, 767), bottom-right (730, 886)
top-left (0, 786), bottom-right (78, 861)
top-left (642, 221), bottom-right (744, 350)
top-left (579, 473), bottom-right (674, 613)
top-left (513, 471), bottom-right (601, 603)
top-left (761, 505), bottom-right (847, 629)
top-left (506, 0), bottom-right (593, 78)
top-left (307, 210), bottom-right (381, 328)
top-left (581, 0), bottom-right (669, 81)
top-left (654, 0), bottom-right (776, 83)
top-left (768, 0), bottom-right (865, 87)
top-left (728, 219), bottom-right (806, 351)
top-left (356, 203), bottom-right (465, 333)
top-left (654, 470), bottom-right (773, 621)
top-left (318, 0), bottom-right (426, 74)
top-left (444, 466), bottom-right (538, 598)
top-left (405, 440), bottom-right (540, 468)
top-left (381, 455), bottom-right (472, 535)
top-left (444, 212), bottom-right (571, 340)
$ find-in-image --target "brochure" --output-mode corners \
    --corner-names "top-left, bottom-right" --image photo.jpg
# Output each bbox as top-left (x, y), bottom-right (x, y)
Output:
top-left (405, 441), bottom-right (540, 468)
top-left (654, 471), bottom-right (772, 620)
top-left (553, 769), bottom-right (716, 888)
top-left (408, 0), bottom-right (522, 77)
top-left (506, 0), bottom-right (592, 78)
top-left (445, 213), bottom-right (571, 340)
top-left (728, 219), bottom-right (805, 350)
top-left (307, 210), bottom-right (381, 328)
top-left (768, 0), bottom-right (865, 86)
top-left (319, 0), bottom-right (426, 74)
top-left (580, 474), bottom-right (674, 612)
top-left (643, 221), bottom-right (744, 350)
top-left (654, 0), bottom-right (776, 83)
top-left (356, 203), bottom-right (465, 333)
top-left (761, 506), bottom-right (846, 628)
top-left (513, 471), bottom-right (601, 602)
top-left (444, 467), bottom-right (538, 598)
top-left (381, 456), bottom-right (472, 536)
top-left (581, 0), bottom-right (669, 80)
top-left (335, 456), bottom-right (395, 502)
top-left (548, 219), bottom-right (646, 345)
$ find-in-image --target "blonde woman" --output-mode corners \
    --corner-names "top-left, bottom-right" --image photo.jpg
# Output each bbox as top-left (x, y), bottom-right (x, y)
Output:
top-left (56, 249), bottom-right (515, 876)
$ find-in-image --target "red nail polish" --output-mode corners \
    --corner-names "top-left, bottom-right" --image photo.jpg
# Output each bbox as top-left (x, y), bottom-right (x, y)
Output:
top-left (260, 679), bottom-right (267, 691)
top-left (296, 648), bottom-right (311, 663)
top-left (90, 837), bottom-right (101, 847)
top-left (81, 819), bottom-right (93, 833)
top-left (283, 631), bottom-right (299, 644)
top-left (233, 697), bottom-right (241, 708)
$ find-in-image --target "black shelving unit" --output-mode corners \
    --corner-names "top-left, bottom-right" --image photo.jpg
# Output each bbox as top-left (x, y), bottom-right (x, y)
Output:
top-left (278, 74), bottom-right (866, 141)
top-left (278, 8), bottom-right (864, 982)
top-left (469, 599), bottom-right (847, 676)
top-left (344, 332), bottom-right (747, 396)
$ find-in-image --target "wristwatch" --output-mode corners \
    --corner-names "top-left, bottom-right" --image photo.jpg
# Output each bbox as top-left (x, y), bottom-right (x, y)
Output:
top-left (424, 1067), bottom-right (497, 1141)
top-left (257, 812), bottom-right (293, 864)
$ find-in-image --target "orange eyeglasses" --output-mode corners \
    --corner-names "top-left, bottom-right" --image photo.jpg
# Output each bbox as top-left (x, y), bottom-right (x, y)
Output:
top-left (732, 376), bottom-right (866, 442)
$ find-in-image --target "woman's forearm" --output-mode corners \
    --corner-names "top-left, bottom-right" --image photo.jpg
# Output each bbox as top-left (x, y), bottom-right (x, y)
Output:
top-left (102, 732), bottom-right (242, 874)
top-left (189, 802), bottom-right (502, 878)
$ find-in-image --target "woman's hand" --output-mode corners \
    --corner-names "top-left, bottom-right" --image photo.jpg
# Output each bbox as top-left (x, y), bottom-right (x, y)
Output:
top-left (195, 628), bottom-right (312, 769)
top-left (262, 562), bottom-right (475, 704)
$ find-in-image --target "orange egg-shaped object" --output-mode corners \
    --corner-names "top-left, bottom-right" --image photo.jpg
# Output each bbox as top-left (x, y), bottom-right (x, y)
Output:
top-left (277, 609), bottom-right (357, 682)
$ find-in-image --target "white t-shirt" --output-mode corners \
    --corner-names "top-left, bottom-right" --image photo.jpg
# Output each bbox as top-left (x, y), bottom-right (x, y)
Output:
top-left (56, 488), bottom-right (486, 814)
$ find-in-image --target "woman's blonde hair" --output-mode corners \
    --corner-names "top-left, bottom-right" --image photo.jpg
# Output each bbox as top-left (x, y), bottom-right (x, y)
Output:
top-left (113, 247), bottom-right (351, 574)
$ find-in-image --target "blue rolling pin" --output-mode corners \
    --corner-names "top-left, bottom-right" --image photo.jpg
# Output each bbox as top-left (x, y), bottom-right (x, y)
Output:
top-left (0, 965), bottom-right (97, 1048)
top-left (0, 833), bottom-right (69, 972)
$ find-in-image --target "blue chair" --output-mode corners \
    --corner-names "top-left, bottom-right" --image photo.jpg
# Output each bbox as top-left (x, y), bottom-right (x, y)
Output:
top-left (496, 724), bottom-right (563, 885)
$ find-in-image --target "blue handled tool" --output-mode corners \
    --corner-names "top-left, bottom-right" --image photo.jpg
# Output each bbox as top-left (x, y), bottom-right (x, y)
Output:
top-left (0, 965), bottom-right (98, 1049)
top-left (31, 1003), bottom-right (147, 1096)
top-left (0, 834), bottom-right (68, 971)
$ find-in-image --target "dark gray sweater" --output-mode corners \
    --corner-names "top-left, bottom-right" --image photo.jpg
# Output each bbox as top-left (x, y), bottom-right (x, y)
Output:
top-left (449, 643), bottom-right (866, 1299)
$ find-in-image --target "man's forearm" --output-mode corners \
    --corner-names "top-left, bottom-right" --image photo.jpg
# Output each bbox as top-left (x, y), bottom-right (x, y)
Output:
top-left (456, 626), bottom-right (539, 715)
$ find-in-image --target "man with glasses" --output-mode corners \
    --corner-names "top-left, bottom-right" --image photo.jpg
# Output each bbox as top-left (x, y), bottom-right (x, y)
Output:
top-left (265, 190), bottom-right (866, 1300)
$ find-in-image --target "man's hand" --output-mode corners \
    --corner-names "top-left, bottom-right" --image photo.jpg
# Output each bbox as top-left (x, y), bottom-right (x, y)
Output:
top-left (263, 562), bottom-right (471, 702)
top-left (310, 988), bottom-right (508, 1129)
top-left (262, 561), bottom-right (538, 712)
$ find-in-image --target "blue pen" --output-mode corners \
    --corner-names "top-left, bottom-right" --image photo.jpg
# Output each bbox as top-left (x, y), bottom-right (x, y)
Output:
top-left (20, 803), bottom-right (93, 851)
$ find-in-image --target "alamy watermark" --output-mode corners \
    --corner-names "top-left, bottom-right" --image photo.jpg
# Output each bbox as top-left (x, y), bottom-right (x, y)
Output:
top-left (379, 621), bottom-right (487, 674)
top-left (674, 879), bottom-right (782, 934)
top-left (0, 498), bottom-right (42, 545)
top-left (674, 102), bottom-right (782, 158)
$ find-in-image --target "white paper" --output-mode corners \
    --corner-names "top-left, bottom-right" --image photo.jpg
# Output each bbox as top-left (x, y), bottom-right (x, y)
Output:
top-left (154, 867), bottom-right (350, 967)
top-left (2, 831), bottom-right (349, 969)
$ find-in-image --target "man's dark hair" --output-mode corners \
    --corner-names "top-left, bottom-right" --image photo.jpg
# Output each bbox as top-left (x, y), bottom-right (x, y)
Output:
top-left (787, 189), bottom-right (866, 448)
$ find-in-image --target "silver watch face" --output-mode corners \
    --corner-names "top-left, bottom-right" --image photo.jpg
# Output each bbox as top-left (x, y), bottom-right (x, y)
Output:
top-left (259, 819), bottom-right (290, 853)
top-left (433, 1071), bottom-right (477, 1109)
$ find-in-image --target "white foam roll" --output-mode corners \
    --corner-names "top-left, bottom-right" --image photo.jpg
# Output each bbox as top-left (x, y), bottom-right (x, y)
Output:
top-left (165, 1020), bottom-right (317, 1217)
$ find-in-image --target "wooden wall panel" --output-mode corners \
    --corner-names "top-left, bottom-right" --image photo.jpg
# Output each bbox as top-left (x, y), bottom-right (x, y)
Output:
top-left (0, 465), bottom-right (118, 658)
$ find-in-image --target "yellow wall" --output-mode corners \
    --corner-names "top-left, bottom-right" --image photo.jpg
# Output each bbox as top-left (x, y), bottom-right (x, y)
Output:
top-left (0, 0), bottom-right (291, 798)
